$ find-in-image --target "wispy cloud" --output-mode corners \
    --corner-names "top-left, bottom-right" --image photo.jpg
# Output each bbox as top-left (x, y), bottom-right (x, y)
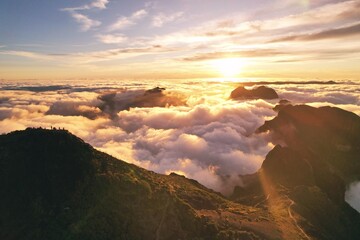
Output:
top-left (108, 9), bottom-right (148, 31)
top-left (70, 12), bottom-right (101, 32)
top-left (61, 0), bottom-right (109, 31)
top-left (0, 45), bottom-right (174, 64)
top-left (132, 9), bottom-right (148, 20)
top-left (76, 45), bottom-right (172, 63)
top-left (61, 0), bottom-right (109, 11)
top-left (181, 49), bottom-right (286, 62)
top-left (108, 17), bottom-right (134, 31)
top-left (152, 12), bottom-right (184, 27)
top-left (270, 22), bottom-right (360, 42)
top-left (0, 50), bottom-right (53, 61)
top-left (97, 34), bottom-right (128, 44)
top-left (90, 0), bottom-right (109, 10)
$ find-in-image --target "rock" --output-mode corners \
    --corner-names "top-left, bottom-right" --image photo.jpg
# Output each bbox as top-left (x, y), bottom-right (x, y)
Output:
top-left (261, 145), bottom-right (315, 187)
top-left (273, 99), bottom-right (292, 111)
top-left (232, 105), bottom-right (360, 239)
top-left (144, 87), bottom-right (166, 95)
top-left (230, 86), bottom-right (278, 100)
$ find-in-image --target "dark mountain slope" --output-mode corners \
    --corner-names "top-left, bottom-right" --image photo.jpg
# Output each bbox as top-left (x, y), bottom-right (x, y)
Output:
top-left (0, 128), bottom-right (278, 240)
top-left (233, 105), bottom-right (360, 240)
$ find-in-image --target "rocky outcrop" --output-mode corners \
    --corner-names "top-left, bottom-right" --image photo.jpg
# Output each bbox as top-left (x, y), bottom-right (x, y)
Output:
top-left (230, 86), bottom-right (278, 100)
top-left (232, 105), bottom-right (360, 239)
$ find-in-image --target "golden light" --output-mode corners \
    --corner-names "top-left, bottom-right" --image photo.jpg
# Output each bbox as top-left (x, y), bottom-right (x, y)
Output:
top-left (212, 58), bottom-right (245, 78)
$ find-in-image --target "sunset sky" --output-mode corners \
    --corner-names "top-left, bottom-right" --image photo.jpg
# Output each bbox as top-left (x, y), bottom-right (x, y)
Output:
top-left (1, 0), bottom-right (360, 80)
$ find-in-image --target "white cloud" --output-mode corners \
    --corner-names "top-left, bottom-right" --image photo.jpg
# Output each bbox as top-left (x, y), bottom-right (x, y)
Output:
top-left (108, 9), bottom-right (148, 32)
top-left (61, 0), bottom-right (109, 11)
top-left (97, 34), bottom-right (128, 44)
top-left (0, 50), bottom-right (53, 60)
top-left (1, 77), bottom-right (359, 195)
top-left (90, 0), bottom-right (109, 10)
top-left (108, 17), bottom-right (135, 31)
top-left (70, 12), bottom-right (101, 31)
top-left (152, 12), bottom-right (184, 27)
top-left (61, 0), bottom-right (109, 31)
top-left (345, 181), bottom-right (360, 213)
top-left (0, 45), bottom-right (174, 64)
top-left (0, 82), bottom-right (277, 194)
top-left (132, 9), bottom-right (148, 20)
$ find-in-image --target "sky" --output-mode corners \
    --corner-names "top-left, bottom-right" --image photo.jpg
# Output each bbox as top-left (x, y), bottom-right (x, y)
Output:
top-left (0, 0), bottom-right (360, 80)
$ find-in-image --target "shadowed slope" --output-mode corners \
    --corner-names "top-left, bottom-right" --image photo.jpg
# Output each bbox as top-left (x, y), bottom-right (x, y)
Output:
top-left (0, 128), bottom-right (277, 240)
top-left (233, 105), bottom-right (360, 240)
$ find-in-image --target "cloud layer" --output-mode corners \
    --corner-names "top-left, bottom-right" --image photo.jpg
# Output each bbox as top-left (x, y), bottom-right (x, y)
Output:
top-left (0, 80), bottom-right (359, 196)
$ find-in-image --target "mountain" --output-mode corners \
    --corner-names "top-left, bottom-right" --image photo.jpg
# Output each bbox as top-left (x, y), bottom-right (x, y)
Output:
top-left (0, 128), bottom-right (278, 240)
top-left (233, 105), bottom-right (360, 239)
top-left (230, 86), bottom-right (278, 100)
top-left (1, 104), bottom-right (360, 240)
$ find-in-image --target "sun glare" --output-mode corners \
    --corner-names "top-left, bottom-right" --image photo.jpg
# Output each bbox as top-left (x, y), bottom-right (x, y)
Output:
top-left (212, 58), bottom-right (245, 78)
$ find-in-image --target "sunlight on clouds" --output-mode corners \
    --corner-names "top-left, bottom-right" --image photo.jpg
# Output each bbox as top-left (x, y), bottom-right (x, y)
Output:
top-left (96, 34), bottom-right (128, 44)
top-left (0, 80), bottom-right (359, 194)
top-left (1, 0), bottom-right (360, 79)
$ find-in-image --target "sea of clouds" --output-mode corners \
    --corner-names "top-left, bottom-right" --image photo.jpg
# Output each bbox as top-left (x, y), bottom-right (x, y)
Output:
top-left (0, 79), bottom-right (359, 199)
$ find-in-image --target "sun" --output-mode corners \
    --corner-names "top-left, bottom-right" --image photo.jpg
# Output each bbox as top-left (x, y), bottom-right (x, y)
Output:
top-left (212, 58), bottom-right (245, 78)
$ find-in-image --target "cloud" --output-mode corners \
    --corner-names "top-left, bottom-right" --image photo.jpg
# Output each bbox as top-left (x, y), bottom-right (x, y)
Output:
top-left (97, 34), bottom-right (128, 44)
top-left (61, 0), bottom-right (109, 11)
top-left (113, 100), bottom-right (275, 194)
top-left (97, 88), bottom-right (187, 119)
top-left (108, 9), bottom-right (148, 31)
top-left (132, 9), bottom-right (148, 20)
top-left (345, 181), bottom-right (360, 213)
top-left (90, 0), bottom-right (109, 10)
top-left (270, 22), bottom-right (360, 42)
top-left (0, 50), bottom-right (53, 60)
top-left (5, 0), bottom-right (360, 75)
top-left (108, 17), bottom-right (134, 31)
top-left (61, 0), bottom-right (108, 31)
top-left (182, 49), bottom-right (286, 62)
top-left (46, 101), bottom-right (102, 120)
top-left (69, 12), bottom-right (101, 31)
top-left (0, 79), bottom-right (359, 195)
top-left (137, 0), bottom-right (360, 62)
top-left (0, 82), bottom-right (277, 195)
top-left (0, 45), bottom-right (174, 64)
top-left (152, 12), bottom-right (184, 27)
top-left (274, 83), bottom-right (360, 106)
top-left (74, 45), bottom-right (173, 63)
